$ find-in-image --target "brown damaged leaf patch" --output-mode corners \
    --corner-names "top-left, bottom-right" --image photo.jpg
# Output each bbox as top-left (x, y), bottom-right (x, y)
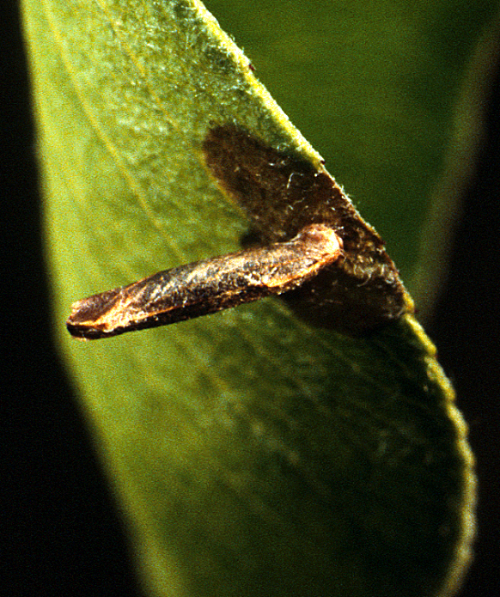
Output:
top-left (203, 124), bottom-right (412, 333)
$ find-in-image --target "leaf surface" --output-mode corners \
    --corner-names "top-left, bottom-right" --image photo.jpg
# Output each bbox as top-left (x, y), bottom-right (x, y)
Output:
top-left (21, 1), bottom-right (484, 596)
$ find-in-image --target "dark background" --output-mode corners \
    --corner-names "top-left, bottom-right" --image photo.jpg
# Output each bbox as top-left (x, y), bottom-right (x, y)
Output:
top-left (3, 2), bottom-right (498, 596)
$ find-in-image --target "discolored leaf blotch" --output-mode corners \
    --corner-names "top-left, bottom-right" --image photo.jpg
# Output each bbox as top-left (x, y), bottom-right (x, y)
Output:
top-left (203, 124), bottom-right (413, 333)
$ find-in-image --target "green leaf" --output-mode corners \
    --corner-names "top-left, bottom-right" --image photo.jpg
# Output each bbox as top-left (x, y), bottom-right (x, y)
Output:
top-left (21, 1), bottom-right (484, 596)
